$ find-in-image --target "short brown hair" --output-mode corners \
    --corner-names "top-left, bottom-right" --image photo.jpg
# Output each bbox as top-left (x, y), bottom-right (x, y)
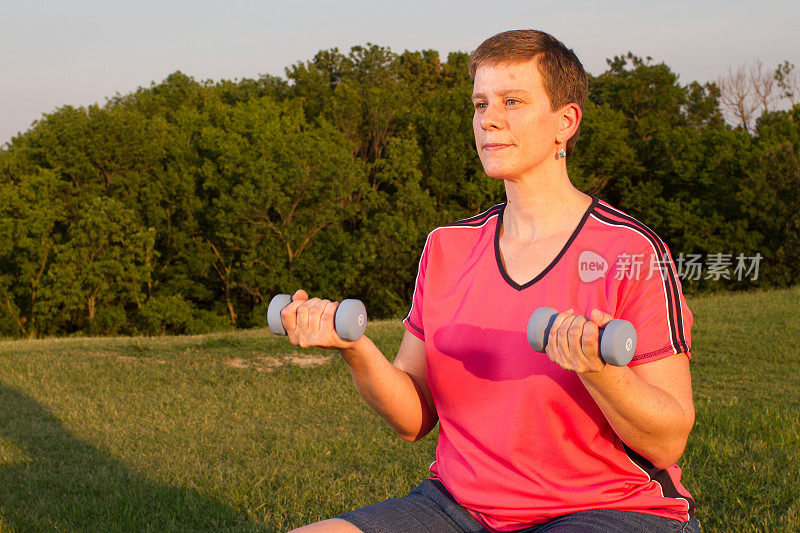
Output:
top-left (469, 30), bottom-right (588, 156)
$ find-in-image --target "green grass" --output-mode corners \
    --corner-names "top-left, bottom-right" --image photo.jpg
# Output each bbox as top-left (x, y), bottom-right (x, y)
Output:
top-left (681, 287), bottom-right (800, 532)
top-left (0, 287), bottom-right (798, 531)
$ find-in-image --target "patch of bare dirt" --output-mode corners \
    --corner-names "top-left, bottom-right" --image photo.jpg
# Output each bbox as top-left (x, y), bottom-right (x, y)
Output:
top-left (223, 354), bottom-right (334, 372)
top-left (116, 356), bottom-right (167, 364)
top-left (283, 355), bottom-right (332, 368)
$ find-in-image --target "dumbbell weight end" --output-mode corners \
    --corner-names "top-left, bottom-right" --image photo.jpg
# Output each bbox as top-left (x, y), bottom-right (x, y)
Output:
top-left (267, 294), bottom-right (293, 336)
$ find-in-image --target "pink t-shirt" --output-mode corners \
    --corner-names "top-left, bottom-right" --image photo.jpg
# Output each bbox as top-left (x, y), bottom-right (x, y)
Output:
top-left (403, 198), bottom-right (694, 531)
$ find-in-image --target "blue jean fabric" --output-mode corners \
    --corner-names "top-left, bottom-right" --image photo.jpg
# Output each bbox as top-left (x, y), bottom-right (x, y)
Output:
top-left (338, 478), bottom-right (701, 533)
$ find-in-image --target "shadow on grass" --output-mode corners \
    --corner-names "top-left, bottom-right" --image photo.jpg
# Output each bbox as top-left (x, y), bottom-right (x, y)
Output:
top-left (0, 384), bottom-right (260, 531)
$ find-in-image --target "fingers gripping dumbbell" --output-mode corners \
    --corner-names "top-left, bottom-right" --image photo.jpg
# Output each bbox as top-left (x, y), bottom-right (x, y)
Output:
top-left (526, 307), bottom-right (637, 366)
top-left (267, 294), bottom-right (368, 342)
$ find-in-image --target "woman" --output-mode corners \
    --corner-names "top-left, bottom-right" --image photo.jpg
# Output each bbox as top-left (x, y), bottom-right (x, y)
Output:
top-left (286, 29), bottom-right (700, 533)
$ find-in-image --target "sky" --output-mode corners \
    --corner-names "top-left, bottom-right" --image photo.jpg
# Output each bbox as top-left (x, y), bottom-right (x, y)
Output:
top-left (2, 0), bottom-right (798, 146)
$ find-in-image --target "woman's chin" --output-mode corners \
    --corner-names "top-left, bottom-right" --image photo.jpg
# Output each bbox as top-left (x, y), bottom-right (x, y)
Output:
top-left (482, 167), bottom-right (518, 182)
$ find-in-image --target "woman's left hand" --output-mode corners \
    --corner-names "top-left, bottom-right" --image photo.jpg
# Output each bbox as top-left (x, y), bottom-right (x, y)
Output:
top-left (545, 308), bottom-right (615, 373)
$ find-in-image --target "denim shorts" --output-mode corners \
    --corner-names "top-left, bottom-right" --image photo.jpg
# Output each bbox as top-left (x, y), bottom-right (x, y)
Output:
top-left (338, 478), bottom-right (701, 532)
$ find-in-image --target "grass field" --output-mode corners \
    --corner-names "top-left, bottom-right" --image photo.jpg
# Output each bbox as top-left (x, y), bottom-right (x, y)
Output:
top-left (1, 287), bottom-right (798, 532)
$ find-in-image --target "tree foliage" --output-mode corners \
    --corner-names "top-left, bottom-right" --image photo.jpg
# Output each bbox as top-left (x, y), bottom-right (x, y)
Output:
top-left (0, 48), bottom-right (797, 337)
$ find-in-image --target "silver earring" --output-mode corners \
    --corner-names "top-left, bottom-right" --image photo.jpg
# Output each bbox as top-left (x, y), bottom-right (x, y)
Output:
top-left (558, 147), bottom-right (566, 159)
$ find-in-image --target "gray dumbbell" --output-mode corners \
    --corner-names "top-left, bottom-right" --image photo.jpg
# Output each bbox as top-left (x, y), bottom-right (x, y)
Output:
top-left (526, 307), bottom-right (636, 366)
top-left (267, 294), bottom-right (368, 342)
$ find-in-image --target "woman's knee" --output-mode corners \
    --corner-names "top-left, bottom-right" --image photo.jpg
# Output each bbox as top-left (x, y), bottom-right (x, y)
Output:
top-left (288, 518), bottom-right (362, 532)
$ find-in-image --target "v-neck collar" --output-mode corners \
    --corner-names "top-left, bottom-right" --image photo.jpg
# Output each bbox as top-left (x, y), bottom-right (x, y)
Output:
top-left (494, 196), bottom-right (599, 291)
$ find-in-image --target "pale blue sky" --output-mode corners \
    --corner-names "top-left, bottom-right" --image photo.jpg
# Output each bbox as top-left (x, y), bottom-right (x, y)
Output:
top-left (2, 0), bottom-right (798, 146)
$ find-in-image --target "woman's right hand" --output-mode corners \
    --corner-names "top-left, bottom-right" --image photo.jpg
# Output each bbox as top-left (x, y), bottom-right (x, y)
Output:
top-left (280, 289), bottom-right (357, 351)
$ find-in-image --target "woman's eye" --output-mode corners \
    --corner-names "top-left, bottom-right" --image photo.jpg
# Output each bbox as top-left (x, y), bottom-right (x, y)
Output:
top-left (474, 102), bottom-right (487, 110)
top-left (505, 99), bottom-right (519, 107)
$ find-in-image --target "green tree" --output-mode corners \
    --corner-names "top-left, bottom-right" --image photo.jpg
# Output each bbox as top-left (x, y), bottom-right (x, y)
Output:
top-left (0, 169), bottom-right (66, 337)
top-left (569, 102), bottom-right (643, 197)
top-left (37, 196), bottom-right (155, 335)
top-left (356, 135), bottom-right (436, 317)
top-left (739, 105), bottom-right (800, 286)
top-left (198, 96), bottom-right (368, 325)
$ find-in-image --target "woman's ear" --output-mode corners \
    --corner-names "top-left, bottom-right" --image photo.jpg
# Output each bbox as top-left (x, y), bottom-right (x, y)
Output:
top-left (557, 102), bottom-right (582, 145)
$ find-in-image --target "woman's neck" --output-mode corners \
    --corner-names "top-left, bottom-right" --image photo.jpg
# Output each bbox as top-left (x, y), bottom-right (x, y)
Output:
top-left (501, 170), bottom-right (592, 242)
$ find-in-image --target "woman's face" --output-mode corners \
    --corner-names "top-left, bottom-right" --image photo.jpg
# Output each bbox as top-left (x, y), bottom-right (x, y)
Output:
top-left (471, 59), bottom-right (564, 181)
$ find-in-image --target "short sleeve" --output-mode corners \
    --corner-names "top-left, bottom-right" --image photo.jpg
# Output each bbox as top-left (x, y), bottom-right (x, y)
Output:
top-left (614, 241), bottom-right (693, 366)
top-left (403, 234), bottom-right (431, 341)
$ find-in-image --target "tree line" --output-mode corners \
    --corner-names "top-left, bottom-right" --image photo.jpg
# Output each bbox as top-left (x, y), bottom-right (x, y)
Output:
top-left (0, 46), bottom-right (798, 338)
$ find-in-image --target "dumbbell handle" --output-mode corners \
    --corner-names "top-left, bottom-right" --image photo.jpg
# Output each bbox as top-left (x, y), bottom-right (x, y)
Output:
top-left (267, 294), bottom-right (368, 342)
top-left (526, 307), bottom-right (636, 366)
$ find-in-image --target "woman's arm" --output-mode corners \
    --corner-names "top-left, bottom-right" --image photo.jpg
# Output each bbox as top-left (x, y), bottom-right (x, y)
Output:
top-left (342, 331), bottom-right (437, 441)
top-left (547, 309), bottom-right (695, 469)
top-left (281, 290), bottom-right (437, 442)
